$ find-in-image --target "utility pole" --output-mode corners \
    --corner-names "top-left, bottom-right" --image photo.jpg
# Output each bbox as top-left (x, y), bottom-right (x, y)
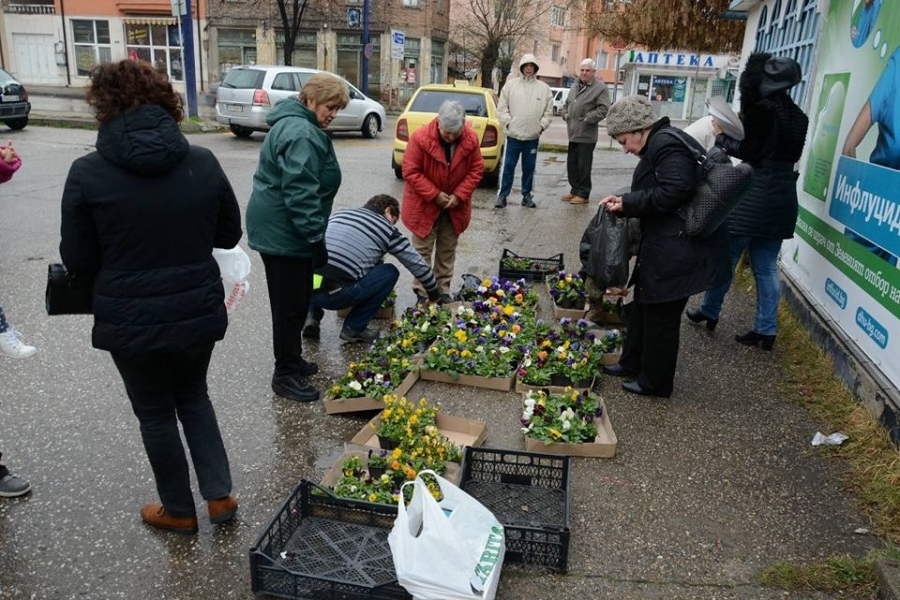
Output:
top-left (361, 0), bottom-right (371, 94)
top-left (180, 0), bottom-right (198, 118)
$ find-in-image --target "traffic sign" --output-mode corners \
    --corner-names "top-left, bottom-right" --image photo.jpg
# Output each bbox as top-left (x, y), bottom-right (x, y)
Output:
top-left (391, 29), bottom-right (405, 61)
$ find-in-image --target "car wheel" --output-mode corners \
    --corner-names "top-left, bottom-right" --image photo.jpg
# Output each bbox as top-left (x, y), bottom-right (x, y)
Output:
top-left (362, 114), bottom-right (379, 139)
top-left (4, 117), bottom-right (28, 131)
top-left (482, 170), bottom-right (499, 188)
top-left (394, 166), bottom-right (403, 180)
top-left (229, 124), bottom-right (254, 138)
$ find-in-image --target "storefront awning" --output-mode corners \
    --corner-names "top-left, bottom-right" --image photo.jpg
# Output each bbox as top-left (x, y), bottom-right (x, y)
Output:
top-left (123, 16), bottom-right (177, 26)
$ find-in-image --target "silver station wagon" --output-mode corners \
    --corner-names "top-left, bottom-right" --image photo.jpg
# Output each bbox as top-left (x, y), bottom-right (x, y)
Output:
top-left (215, 65), bottom-right (386, 139)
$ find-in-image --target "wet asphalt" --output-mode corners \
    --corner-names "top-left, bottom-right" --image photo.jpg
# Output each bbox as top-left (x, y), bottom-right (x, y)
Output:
top-left (0, 107), bottom-right (882, 600)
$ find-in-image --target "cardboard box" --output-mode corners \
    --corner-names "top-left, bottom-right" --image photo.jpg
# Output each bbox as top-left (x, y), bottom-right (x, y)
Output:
top-left (523, 398), bottom-right (617, 458)
top-left (418, 368), bottom-right (514, 392)
top-left (600, 351), bottom-right (622, 366)
top-left (323, 370), bottom-right (419, 415)
top-left (551, 303), bottom-right (589, 321)
top-left (514, 376), bottom-right (595, 395)
top-left (336, 305), bottom-right (395, 320)
top-left (320, 446), bottom-right (463, 488)
top-left (350, 411), bottom-right (488, 450)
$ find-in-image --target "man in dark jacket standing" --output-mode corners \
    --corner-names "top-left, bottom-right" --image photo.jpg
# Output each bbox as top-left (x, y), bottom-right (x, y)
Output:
top-left (561, 59), bottom-right (610, 205)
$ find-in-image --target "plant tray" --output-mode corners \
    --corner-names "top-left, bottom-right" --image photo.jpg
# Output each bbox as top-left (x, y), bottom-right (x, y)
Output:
top-left (459, 447), bottom-right (570, 573)
top-left (250, 480), bottom-right (412, 600)
top-left (514, 376), bottom-right (596, 395)
top-left (323, 370), bottom-right (419, 415)
top-left (498, 249), bottom-right (564, 282)
top-left (523, 397), bottom-right (618, 458)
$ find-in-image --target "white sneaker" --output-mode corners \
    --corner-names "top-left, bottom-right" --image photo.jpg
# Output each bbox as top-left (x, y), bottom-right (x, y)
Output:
top-left (0, 329), bottom-right (38, 359)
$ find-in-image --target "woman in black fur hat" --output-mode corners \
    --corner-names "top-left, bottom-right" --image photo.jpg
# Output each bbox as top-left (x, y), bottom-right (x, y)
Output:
top-left (686, 53), bottom-right (809, 351)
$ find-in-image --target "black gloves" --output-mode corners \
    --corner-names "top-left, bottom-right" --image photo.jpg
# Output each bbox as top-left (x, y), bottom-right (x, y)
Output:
top-left (311, 240), bottom-right (328, 269)
top-left (427, 289), bottom-right (442, 303)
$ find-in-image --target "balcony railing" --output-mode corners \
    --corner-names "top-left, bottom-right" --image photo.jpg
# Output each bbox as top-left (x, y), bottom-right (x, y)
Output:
top-left (5, 4), bottom-right (57, 14)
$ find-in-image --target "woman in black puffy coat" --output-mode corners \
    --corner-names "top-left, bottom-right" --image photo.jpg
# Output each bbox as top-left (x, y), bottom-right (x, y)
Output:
top-left (60, 61), bottom-right (243, 534)
top-left (600, 95), bottom-right (729, 398)
top-left (687, 53), bottom-right (809, 350)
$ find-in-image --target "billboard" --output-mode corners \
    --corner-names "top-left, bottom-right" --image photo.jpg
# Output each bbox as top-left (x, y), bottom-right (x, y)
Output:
top-left (783, 0), bottom-right (900, 386)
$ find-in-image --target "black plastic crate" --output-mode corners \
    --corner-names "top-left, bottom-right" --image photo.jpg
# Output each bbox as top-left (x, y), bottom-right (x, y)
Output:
top-left (498, 249), bottom-right (564, 282)
top-left (459, 447), bottom-right (570, 572)
top-left (250, 480), bottom-right (412, 600)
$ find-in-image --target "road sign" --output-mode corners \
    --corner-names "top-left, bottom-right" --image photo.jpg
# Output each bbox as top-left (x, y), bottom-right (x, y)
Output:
top-left (364, 43), bottom-right (374, 59)
top-left (170, 0), bottom-right (186, 16)
top-left (391, 29), bottom-right (405, 61)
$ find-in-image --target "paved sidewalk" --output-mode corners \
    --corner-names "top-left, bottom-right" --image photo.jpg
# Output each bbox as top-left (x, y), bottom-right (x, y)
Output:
top-left (2, 110), bottom-right (895, 600)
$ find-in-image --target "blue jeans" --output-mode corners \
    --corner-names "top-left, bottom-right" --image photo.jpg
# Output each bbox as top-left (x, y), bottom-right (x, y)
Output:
top-left (112, 343), bottom-right (232, 517)
top-left (499, 137), bottom-right (539, 199)
top-left (311, 264), bottom-right (399, 331)
top-left (700, 236), bottom-right (783, 336)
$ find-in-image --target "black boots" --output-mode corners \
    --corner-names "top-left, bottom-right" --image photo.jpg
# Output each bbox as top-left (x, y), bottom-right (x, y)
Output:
top-left (734, 330), bottom-right (776, 351)
top-left (685, 308), bottom-right (718, 331)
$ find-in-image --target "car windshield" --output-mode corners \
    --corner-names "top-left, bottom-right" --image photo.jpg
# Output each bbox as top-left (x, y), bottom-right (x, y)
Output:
top-left (221, 69), bottom-right (265, 89)
top-left (409, 91), bottom-right (487, 117)
top-left (0, 69), bottom-right (20, 86)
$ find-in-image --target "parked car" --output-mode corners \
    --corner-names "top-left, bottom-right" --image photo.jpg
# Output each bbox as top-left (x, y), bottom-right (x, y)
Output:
top-left (0, 68), bottom-right (31, 131)
top-left (215, 65), bottom-right (386, 138)
top-left (550, 87), bottom-right (570, 116)
top-left (392, 82), bottom-right (505, 187)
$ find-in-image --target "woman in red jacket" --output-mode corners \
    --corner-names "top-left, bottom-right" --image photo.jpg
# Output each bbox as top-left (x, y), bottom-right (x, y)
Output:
top-left (402, 100), bottom-right (483, 303)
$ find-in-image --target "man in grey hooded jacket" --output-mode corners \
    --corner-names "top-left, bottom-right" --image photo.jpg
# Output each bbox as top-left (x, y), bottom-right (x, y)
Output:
top-left (495, 53), bottom-right (553, 208)
top-left (561, 58), bottom-right (610, 205)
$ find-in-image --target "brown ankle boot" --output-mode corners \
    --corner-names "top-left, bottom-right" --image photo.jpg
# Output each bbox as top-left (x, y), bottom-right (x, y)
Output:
top-left (140, 503), bottom-right (198, 535)
top-left (208, 496), bottom-right (238, 524)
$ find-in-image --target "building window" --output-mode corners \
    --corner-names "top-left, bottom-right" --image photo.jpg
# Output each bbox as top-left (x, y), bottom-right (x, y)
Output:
top-left (431, 40), bottom-right (445, 84)
top-left (550, 5), bottom-right (565, 26)
top-left (437, 0), bottom-right (445, 14)
top-left (403, 0), bottom-right (420, 6)
top-left (754, 0), bottom-right (818, 106)
top-left (275, 31), bottom-right (317, 68)
top-left (217, 28), bottom-right (257, 78)
top-left (551, 45), bottom-right (560, 62)
top-left (125, 22), bottom-right (183, 81)
top-left (72, 20), bottom-right (111, 77)
top-left (597, 50), bottom-right (608, 69)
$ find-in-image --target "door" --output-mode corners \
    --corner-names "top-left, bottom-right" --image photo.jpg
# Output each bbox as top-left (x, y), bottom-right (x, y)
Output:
top-left (12, 33), bottom-right (59, 85)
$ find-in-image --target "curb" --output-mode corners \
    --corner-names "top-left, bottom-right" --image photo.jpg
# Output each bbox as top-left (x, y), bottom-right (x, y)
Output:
top-left (877, 559), bottom-right (900, 600)
top-left (28, 113), bottom-right (228, 134)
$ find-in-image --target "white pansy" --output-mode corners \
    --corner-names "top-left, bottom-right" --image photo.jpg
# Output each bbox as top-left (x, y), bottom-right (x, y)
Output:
top-left (562, 420), bottom-right (571, 431)
top-left (348, 380), bottom-right (363, 391)
top-left (420, 322), bottom-right (429, 332)
top-left (524, 397), bottom-right (536, 408)
top-left (498, 346), bottom-right (510, 354)
top-left (374, 373), bottom-right (384, 384)
top-left (523, 357), bottom-right (532, 368)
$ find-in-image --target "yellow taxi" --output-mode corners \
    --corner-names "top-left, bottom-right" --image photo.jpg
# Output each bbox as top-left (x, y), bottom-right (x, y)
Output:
top-left (391, 82), bottom-right (505, 187)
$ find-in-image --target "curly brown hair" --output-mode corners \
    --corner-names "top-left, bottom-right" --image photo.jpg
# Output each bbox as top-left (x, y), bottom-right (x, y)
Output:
top-left (86, 60), bottom-right (184, 124)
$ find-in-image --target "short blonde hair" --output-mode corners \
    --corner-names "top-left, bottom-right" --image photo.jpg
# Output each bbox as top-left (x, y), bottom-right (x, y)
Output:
top-left (300, 73), bottom-right (350, 109)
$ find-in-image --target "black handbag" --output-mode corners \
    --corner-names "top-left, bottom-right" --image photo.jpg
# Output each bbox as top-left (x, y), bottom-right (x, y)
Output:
top-left (661, 129), bottom-right (755, 238)
top-left (45, 263), bottom-right (94, 315)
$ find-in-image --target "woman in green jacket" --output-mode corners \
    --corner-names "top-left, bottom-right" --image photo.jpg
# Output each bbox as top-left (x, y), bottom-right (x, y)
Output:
top-left (247, 73), bottom-right (348, 403)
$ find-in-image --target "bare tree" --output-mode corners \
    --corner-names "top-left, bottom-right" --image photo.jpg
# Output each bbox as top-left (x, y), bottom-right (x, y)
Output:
top-left (586, 0), bottom-right (745, 54)
top-left (272, 0), bottom-right (314, 66)
top-left (453, 0), bottom-right (559, 90)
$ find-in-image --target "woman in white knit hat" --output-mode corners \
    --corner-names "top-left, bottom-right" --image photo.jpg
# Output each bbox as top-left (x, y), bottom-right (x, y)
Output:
top-left (599, 95), bottom-right (730, 398)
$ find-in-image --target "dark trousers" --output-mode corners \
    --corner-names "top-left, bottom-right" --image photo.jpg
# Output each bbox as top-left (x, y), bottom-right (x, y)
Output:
top-left (260, 253), bottom-right (314, 378)
top-left (566, 142), bottom-right (596, 199)
top-left (618, 297), bottom-right (690, 398)
top-left (312, 264), bottom-right (399, 331)
top-left (0, 452), bottom-right (8, 479)
top-left (112, 344), bottom-right (231, 517)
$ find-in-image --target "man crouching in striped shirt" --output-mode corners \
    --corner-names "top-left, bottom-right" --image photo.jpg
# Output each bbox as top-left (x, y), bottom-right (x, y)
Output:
top-left (303, 194), bottom-right (442, 343)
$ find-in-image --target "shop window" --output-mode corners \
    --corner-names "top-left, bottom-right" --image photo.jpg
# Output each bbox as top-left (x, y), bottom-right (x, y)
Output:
top-left (125, 22), bottom-right (183, 81)
top-left (218, 28), bottom-right (257, 77)
top-left (276, 31), bottom-right (317, 68)
top-left (403, 0), bottom-right (420, 6)
top-left (72, 19), bottom-right (111, 77)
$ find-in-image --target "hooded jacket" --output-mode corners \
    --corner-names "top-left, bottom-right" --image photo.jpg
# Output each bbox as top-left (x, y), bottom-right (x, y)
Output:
top-left (497, 54), bottom-right (554, 141)
top-left (60, 104), bottom-right (243, 356)
top-left (716, 53), bottom-right (809, 238)
top-left (247, 97), bottom-right (341, 257)
top-left (401, 118), bottom-right (483, 237)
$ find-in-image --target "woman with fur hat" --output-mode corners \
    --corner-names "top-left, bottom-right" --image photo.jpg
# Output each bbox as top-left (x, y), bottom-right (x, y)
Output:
top-left (686, 53), bottom-right (809, 351)
top-left (599, 95), bottom-right (730, 398)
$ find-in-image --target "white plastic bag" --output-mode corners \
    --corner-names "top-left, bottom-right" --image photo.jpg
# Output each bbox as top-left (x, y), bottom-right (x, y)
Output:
top-left (388, 470), bottom-right (505, 600)
top-left (212, 246), bottom-right (251, 314)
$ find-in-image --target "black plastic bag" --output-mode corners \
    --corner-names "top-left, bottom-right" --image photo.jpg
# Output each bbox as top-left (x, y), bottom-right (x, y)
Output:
top-left (579, 204), bottom-right (629, 290)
